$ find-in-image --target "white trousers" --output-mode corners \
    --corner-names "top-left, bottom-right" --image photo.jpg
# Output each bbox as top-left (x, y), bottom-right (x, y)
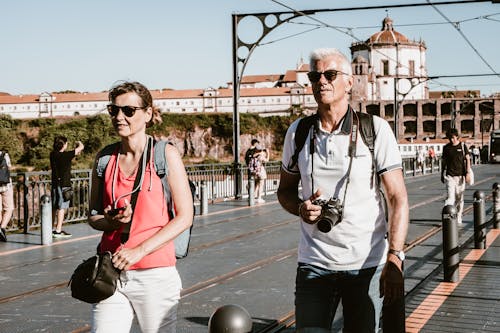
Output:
top-left (444, 175), bottom-right (465, 224)
top-left (92, 266), bottom-right (182, 333)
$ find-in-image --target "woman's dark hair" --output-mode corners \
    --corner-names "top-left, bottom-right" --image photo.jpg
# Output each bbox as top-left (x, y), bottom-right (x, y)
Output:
top-left (53, 136), bottom-right (67, 151)
top-left (108, 81), bottom-right (162, 128)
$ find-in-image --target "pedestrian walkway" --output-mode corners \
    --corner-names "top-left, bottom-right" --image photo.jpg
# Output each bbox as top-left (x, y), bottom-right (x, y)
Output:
top-left (0, 166), bottom-right (498, 332)
top-left (406, 228), bottom-right (500, 332)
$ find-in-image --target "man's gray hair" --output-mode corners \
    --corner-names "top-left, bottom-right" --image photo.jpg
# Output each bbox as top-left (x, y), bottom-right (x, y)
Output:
top-left (309, 48), bottom-right (352, 75)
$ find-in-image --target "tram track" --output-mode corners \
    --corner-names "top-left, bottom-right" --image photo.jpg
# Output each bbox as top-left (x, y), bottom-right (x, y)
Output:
top-left (0, 216), bottom-right (296, 305)
top-left (1, 181), bottom-right (495, 332)
top-left (0, 195), bottom-right (459, 305)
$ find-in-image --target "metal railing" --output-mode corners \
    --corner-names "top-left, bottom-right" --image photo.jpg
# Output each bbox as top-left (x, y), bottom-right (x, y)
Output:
top-left (6, 157), bottom-right (437, 233)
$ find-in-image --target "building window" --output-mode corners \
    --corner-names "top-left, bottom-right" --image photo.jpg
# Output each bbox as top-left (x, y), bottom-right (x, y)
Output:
top-left (176, 101), bottom-right (180, 106)
top-left (409, 60), bottom-right (415, 77)
top-left (382, 60), bottom-right (389, 76)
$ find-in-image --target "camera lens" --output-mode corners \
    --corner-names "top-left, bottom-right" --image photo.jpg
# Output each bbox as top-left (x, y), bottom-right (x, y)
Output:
top-left (316, 208), bottom-right (341, 233)
top-left (317, 218), bottom-right (333, 233)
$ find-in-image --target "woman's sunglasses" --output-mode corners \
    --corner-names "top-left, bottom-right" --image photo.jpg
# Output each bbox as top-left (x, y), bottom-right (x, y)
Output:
top-left (307, 69), bottom-right (347, 83)
top-left (107, 104), bottom-right (144, 117)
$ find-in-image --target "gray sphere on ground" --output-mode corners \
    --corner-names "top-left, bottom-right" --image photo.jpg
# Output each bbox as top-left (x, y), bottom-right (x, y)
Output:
top-left (208, 304), bottom-right (253, 333)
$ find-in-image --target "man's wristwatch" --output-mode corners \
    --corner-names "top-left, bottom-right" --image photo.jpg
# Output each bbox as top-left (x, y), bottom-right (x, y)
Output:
top-left (388, 249), bottom-right (405, 261)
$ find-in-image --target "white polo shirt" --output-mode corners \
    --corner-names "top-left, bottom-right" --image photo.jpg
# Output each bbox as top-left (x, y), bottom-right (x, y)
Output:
top-left (282, 109), bottom-right (402, 270)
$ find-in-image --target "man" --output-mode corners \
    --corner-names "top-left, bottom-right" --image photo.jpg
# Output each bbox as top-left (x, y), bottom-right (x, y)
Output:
top-left (245, 139), bottom-right (259, 169)
top-left (50, 136), bottom-right (84, 238)
top-left (0, 149), bottom-right (14, 242)
top-left (277, 48), bottom-right (409, 332)
top-left (441, 128), bottom-right (471, 224)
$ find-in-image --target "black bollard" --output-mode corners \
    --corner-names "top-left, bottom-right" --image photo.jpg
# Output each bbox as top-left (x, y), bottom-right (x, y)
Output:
top-left (442, 205), bottom-right (459, 282)
top-left (493, 183), bottom-right (500, 229)
top-left (208, 304), bottom-right (253, 333)
top-left (473, 191), bottom-right (486, 249)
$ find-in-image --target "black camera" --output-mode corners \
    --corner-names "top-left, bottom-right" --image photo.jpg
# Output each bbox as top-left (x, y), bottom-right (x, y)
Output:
top-left (312, 197), bottom-right (344, 233)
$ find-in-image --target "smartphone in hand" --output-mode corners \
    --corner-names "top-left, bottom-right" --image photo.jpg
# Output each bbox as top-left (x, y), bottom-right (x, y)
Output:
top-left (107, 207), bottom-right (124, 216)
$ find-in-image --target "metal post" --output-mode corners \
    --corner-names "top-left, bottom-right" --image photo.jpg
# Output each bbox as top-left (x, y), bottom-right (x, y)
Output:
top-left (248, 177), bottom-right (255, 206)
top-left (493, 183), bottom-right (500, 229)
top-left (40, 194), bottom-right (52, 245)
top-left (200, 181), bottom-right (208, 216)
top-left (23, 174), bottom-right (29, 233)
top-left (393, 78), bottom-right (398, 140)
top-left (442, 205), bottom-right (459, 282)
top-left (473, 190), bottom-right (486, 249)
top-left (232, 14), bottom-right (242, 200)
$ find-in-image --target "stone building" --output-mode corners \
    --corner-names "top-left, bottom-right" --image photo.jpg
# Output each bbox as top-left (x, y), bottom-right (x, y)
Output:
top-left (349, 16), bottom-right (498, 143)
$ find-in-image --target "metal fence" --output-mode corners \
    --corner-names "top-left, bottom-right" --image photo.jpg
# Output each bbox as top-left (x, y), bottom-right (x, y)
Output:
top-left (6, 157), bottom-right (438, 233)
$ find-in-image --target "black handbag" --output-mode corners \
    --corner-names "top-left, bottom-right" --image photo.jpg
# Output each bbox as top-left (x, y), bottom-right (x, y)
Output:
top-left (62, 187), bottom-right (73, 201)
top-left (68, 251), bottom-right (121, 303)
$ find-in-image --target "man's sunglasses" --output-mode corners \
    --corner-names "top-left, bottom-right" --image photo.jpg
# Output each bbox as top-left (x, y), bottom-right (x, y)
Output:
top-left (307, 69), bottom-right (347, 83)
top-left (107, 104), bottom-right (145, 117)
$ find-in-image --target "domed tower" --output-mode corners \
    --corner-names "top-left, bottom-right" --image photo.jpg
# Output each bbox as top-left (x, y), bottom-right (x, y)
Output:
top-left (350, 16), bottom-right (428, 101)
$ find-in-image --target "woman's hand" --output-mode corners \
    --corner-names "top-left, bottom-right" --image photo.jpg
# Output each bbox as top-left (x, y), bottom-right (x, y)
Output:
top-left (112, 245), bottom-right (147, 271)
top-left (103, 199), bottom-right (133, 227)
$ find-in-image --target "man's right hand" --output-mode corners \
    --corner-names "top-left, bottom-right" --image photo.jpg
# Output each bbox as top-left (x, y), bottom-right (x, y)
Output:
top-left (298, 190), bottom-right (323, 224)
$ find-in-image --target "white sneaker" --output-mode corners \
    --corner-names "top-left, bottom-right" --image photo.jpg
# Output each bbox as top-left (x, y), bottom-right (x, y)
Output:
top-left (256, 198), bottom-right (266, 204)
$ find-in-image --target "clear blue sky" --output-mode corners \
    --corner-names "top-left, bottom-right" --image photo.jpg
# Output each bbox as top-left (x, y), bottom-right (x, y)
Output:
top-left (1, 0), bottom-right (499, 96)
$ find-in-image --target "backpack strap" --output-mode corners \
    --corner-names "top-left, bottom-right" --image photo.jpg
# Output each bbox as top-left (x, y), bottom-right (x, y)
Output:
top-left (93, 142), bottom-right (120, 214)
top-left (356, 112), bottom-right (378, 189)
top-left (153, 139), bottom-right (174, 218)
top-left (288, 114), bottom-right (318, 170)
top-left (357, 112), bottom-right (375, 156)
top-left (96, 142), bottom-right (120, 178)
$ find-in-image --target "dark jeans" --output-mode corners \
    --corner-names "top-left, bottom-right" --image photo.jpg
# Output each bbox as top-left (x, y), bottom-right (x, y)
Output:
top-left (295, 263), bottom-right (384, 333)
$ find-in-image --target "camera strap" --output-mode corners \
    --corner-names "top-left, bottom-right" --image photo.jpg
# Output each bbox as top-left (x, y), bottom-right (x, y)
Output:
top-left (311, 109), bottom-right (359, 212)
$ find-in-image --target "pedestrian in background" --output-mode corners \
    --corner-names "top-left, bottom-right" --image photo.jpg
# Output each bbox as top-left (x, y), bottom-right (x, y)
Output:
top-left (50, 136), bottom-right (84, 238)
top-left (277, 48), bottom-right (409, 332)
top-left (472, 145), bottom-right (480, 164)
top-left (441, 128), bottom-right (471, 225)
top-left (0, 149), bottom-right (14, 242)
top-left (88, 81), bottom-right (193, 333)
top-left (253, 146), bottom-right (269, 203)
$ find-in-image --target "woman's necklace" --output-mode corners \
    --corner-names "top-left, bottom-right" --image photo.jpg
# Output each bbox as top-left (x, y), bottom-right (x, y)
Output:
top-left (111, 146), bottom-right (146, 209)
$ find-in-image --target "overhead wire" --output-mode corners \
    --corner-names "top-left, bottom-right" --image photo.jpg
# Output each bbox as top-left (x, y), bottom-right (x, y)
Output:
top-left (268, 0), bottom-right (499, 92)
top-left (268, 0), bottom-right (441, 89)
top-left (426, 0), bottom-right (500, 79)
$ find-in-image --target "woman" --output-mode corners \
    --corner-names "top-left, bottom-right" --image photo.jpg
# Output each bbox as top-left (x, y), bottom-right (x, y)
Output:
top-left (88, 81), bottom-right (193, 333)
top-left (254, 147), bottom-right (269, 203)
top-left (50, 136), bottom-right (84, 238)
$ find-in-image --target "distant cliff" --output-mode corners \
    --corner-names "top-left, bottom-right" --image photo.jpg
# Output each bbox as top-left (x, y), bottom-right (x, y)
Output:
top-left (1, 112), bottom-right (295, 171)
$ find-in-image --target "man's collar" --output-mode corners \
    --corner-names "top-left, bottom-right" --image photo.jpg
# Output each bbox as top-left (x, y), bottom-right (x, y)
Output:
top-left (315, 105), bottom-right (355, 135)
top-left (338, 105), bottom-right (354, 135)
